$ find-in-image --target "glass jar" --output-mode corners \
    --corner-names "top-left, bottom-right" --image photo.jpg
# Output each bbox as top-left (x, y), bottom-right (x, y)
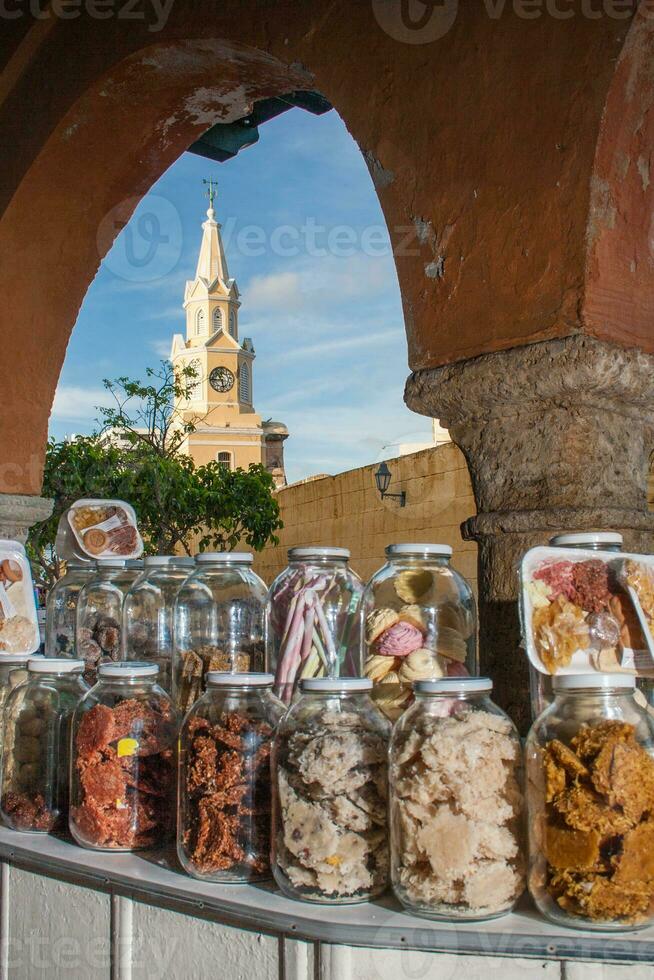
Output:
top-left (526, 673), bottom-right (654, 931)
top-left (173, 553), bottom-right (267, 715)
top-left (271, 677), bottom-right (390, 904)
top-left (529, 531), bottom-right (624, 721)
top-left (0, 653), bottom-right (31, 758)
top-left (362, 544), bottom-right (477, 721)
top-left (1, 658), bottom-right (87, 833)
top-left (45, 560), bottom-right (96, 658)
top-left (123, 556), bottom-right (194, 694)
top-left (177, 672), bottom-right (283, 882)
top-left (267, 547), bottom-right (364, 705)
top-left (69, 662), bottom-right (177, 851)
top-left (389, 677), bottom-right (524, 920)
top-left (76, 558), bottom-right (135, 684)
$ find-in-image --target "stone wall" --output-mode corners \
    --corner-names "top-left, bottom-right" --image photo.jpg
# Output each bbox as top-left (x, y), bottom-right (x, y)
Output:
top-left (253, 443), bottom-right (477, 591)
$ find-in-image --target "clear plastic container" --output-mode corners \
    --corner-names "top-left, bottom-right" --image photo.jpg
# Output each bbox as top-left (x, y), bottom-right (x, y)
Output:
top-left (69, 662), bottom-right (177, 851)
top-left (267, 547), bottom-right (364, 705)
top-left (177, 672), bottom-right (283, 882)
top-left (0, 539), bottom-right (40, 656)
top-left (172, 553), bottom-right (267, 715)
top-left (526, 673), bottom-right (654, 931)
top-left (123, 556), bottom-right (194, 694)
top-left (389, 677), bottom-right (524, 920)
top-left (45, 560), bottom-right (96, 657)
top-left (362, 544), bottom-right (477, 721)
top-left (1, 658), bottom-right (87, 833)
top-left (271, 677), bottom-right (390, 904)
top-left (76, 559), bottom-right (141, 684)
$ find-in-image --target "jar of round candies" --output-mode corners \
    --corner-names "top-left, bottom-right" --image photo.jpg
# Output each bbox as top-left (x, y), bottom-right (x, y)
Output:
top-left (526, 673), bottom-right (654, 931)
top-left (123, 556), bottom-right (194, 694)
top-left (389, 677), bottom-right (524, 920)
top-left (69, 662), bottom-right (176, 851)
top-left (267, 547), bottom-right (364, 705)
top-left (45, 560), bottom-right (96, 658)
top-left (1, 658), bottom-right (87, 833)
top-left (178, 672), bottom-right (283, 882)
top-left (173, 554), bottom-right (267, 715)
top-left (76, 559), bottom-right (134, 684)
top-left (362, 544), bottom-right (477, 721)
top-left (271, 677), bottom-right (390, 904)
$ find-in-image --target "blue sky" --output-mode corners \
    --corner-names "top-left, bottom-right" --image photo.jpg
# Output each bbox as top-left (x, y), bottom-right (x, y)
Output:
top-left (51, 107), bottom-right (432, 484)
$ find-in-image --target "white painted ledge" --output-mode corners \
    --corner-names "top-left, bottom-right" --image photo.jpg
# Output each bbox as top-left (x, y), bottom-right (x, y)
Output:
top-left (0, 828), bottom-right (652, 966)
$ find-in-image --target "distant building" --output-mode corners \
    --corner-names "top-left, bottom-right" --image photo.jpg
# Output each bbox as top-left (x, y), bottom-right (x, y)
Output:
top-left (385, 419), bottom-right (451, 459)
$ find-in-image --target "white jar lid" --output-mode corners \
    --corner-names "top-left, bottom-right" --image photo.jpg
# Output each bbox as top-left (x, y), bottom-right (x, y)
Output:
top-left (415, 677), bottom-right (492, 695)
top-left (385, 543), bottom-right (452, 558)
top-left (28, 657), bottom-right (85, 673)
top-left (0, 653), bottom-right (33, 665)
top-left (300, 678), bottom-right (373, 693)
top-left (553, 673), bottom-right (636, 691)
top-left (289, 547), bottom-right (350, 561)
top-left (96, 558), bottom-right (129, 569)
top-left (195, 552), bottom-right (253, 565)
top-left (549, 531), bottom-right (623, 547)
top-left (206, 672), bottom-right (274, 687)
top-left (144, 556), bottom-right (195, 567)
top-left (99, 662), bottom-right (159, 678)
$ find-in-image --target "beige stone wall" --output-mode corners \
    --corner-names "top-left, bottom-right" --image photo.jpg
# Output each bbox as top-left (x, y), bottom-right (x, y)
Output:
top-left (253, 443), bottom-right (477, 591)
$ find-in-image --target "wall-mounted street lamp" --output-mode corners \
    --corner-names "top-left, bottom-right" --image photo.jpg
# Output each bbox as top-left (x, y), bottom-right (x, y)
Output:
top-left (374, 461), bottom-right (406, 507)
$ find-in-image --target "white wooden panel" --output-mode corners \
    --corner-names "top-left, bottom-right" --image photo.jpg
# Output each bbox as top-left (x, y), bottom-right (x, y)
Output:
top-left (6, 866), bottom-right (110, 979)
top-left (130, 901), bottom-right (280, 980)
top-left (282, 937), bottom-right (314, 980)
top-left (346, 945), bottom-right (562, 980)
top-left (565, 963), bottom-right (654, 979)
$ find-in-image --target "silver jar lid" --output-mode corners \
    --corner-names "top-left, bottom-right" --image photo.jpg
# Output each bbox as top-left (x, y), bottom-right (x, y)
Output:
top-left (143, 556), bottom-right (195, 567)
top-left (195, 552), bottom-right (253, 565)
top-left (549, 531), bottom-right (623, 548)
top-left (99, 662), bottom-right (159, 678)
top-left (385, 543), bottom-right (452, 559)
top-left (553, 673), bottom-right (635, 691)
top-left (206, 672), bottom-right (274, 688)
top-left (415, 677), bottom-right (492, 695)
top-left (28, 657), bottom-right (85, 673)
top-left (289, 547), bottom-right (350, 561)
top-left (300, 678), bottom-right (372, 693)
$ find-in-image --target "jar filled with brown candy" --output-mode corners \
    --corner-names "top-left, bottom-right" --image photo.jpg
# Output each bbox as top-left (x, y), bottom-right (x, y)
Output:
top-left (76, 559), bottom-right (142, 684)
top-left (69, 662), bottom-right (177, 851)
top-left (1, 658), bottom-right (87, 833)
top-left (45, 560), bottom-right (96, 657)
top-left (177, 672), bottom-right (282, 882)
top-left (389, 678), bottom-right (525, 920)
top-left (526, 673), bottom-right (654, 931)
top-left (172, 554), bottom-right (267, 715)
top-left (271, 677), bottom-right (390, 904)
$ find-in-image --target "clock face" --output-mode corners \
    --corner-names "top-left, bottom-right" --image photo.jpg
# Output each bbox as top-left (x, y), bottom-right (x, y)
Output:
top-left (209, 366), bottom-right (235, 393)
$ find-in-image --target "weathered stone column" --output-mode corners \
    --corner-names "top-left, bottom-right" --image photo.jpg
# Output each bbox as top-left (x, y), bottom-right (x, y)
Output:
top-left (406, 336), bottom-right (654, 731)
top-left (0, 493), bottom-right (53, 545)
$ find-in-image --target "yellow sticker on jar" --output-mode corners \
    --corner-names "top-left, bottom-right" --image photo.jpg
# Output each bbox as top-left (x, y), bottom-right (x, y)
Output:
top-left (117, 737), bottom-right (139, 758)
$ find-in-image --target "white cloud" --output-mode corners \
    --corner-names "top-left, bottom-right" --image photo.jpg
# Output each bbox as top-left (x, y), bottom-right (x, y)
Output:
top-left (268, 328), bottom-right (399, 366)
top-left (245, 271), bottom-right (304, 311)
top-left (151, 338), bottom-right (173, 358)
top-left (51, 386), bottom-right (105, 423)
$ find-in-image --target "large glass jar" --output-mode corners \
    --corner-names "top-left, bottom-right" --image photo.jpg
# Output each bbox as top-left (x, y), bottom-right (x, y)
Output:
top-left (267, 547), bottom-right (364, 705)
top-left (177, 672), bottom-right (283, 882)
top-left (173, 553), bottom-right (267, 715)
top-left (389, 677), bottom-right (524, 920)
top-left (526, 673), bottom-right (654, 931)
top-left (1, 658), bottom-right (87, 833)
top-left (0, 654), bottom-right (31, 758)
top-left (45, 560), bottom-right (96, 657)
top-left (362, 544), bottom-right (477, 721)
top-left (69, 662), bottom-right (177, 851)
top-left (271, 677), bottom-right (390, 904)
top-left (76, 559), bottom-right (135, 684)
top-left (123, 556), bottom-right (194, 694)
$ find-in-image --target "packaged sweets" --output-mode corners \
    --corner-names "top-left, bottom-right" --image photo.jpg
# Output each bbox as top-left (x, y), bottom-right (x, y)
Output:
top-left (177, 672), bottom-right (282, 882)
top-left (526, 673), bottom-right (654, 930)
top-left (267, 547), bottom-right (364, 704)
top-left (1, 658), bottom-right (87, 833)
top-left (56, 499), bottom-right (143, 562)
top-left (390, 678), bottom-right (524, 920)
top-left (271, 678), bottom-right (390, 904)
top-left (361, 544), bottom-right (477, 721)
top-left (0, 540), bottom-right (40, 657)
top-left (69, 662), bottom-right (176, 850)
top-left (45, 560), bottom-right (96, 657)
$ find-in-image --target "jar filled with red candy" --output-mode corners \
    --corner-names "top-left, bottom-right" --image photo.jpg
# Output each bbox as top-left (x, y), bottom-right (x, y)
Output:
top-left (69, 662), bottom-right (177, 851)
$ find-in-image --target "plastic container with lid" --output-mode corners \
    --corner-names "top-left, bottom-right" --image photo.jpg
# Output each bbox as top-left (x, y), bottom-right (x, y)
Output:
top-left (1, 658), bottom-right (87, 833)
top-left (0, 539), bottom-right (40, 657)
top-left (267, 546), bottom-right (364, 704)
top-left (76, 559), bottom-right (142, 684)
top-left (56, 498), bottom-right (144, 562)
top-left (389, 677), bottom-right (524, 920)
top-left (172, 553), bottom-right (267, 715)
top-left (45, 560), bottom-right (96, 657)
top-left (361, 544), bottom-right (477, 721)
top-left (123, 556), bottom-right (195, 694)
top-left (526, 672), bottom-right (654, 930)
top-left (177, 671), bottom-right (283, 882)
top-left (69, 661), bottom-right (177, 851)
top-left (271, 677), bottom-right (390, 904)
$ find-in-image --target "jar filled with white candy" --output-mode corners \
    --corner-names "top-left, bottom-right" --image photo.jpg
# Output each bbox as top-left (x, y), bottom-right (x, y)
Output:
top-left (361, 544), bottom-right (477, 721)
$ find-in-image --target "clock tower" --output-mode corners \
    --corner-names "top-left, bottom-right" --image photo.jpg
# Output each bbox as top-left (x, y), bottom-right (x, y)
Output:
top-left (170, 182), bottom-right (287, 484)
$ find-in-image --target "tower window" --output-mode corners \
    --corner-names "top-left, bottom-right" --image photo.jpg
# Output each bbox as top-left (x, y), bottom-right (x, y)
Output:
top-left (229, 310), bottom-right (237, 338)
top-left (195, 308), bottom-right (205, 335)
top-left (239, 362), bottom-right (251, 403)
top-left (213, 307), bottom-right (223, 332)
top-left (217, 451), bottom-right (232, 469)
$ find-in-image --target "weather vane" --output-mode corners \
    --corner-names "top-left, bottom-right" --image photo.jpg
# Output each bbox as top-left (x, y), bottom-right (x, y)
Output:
top-left (202, 177), bottom-right (218, 208)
